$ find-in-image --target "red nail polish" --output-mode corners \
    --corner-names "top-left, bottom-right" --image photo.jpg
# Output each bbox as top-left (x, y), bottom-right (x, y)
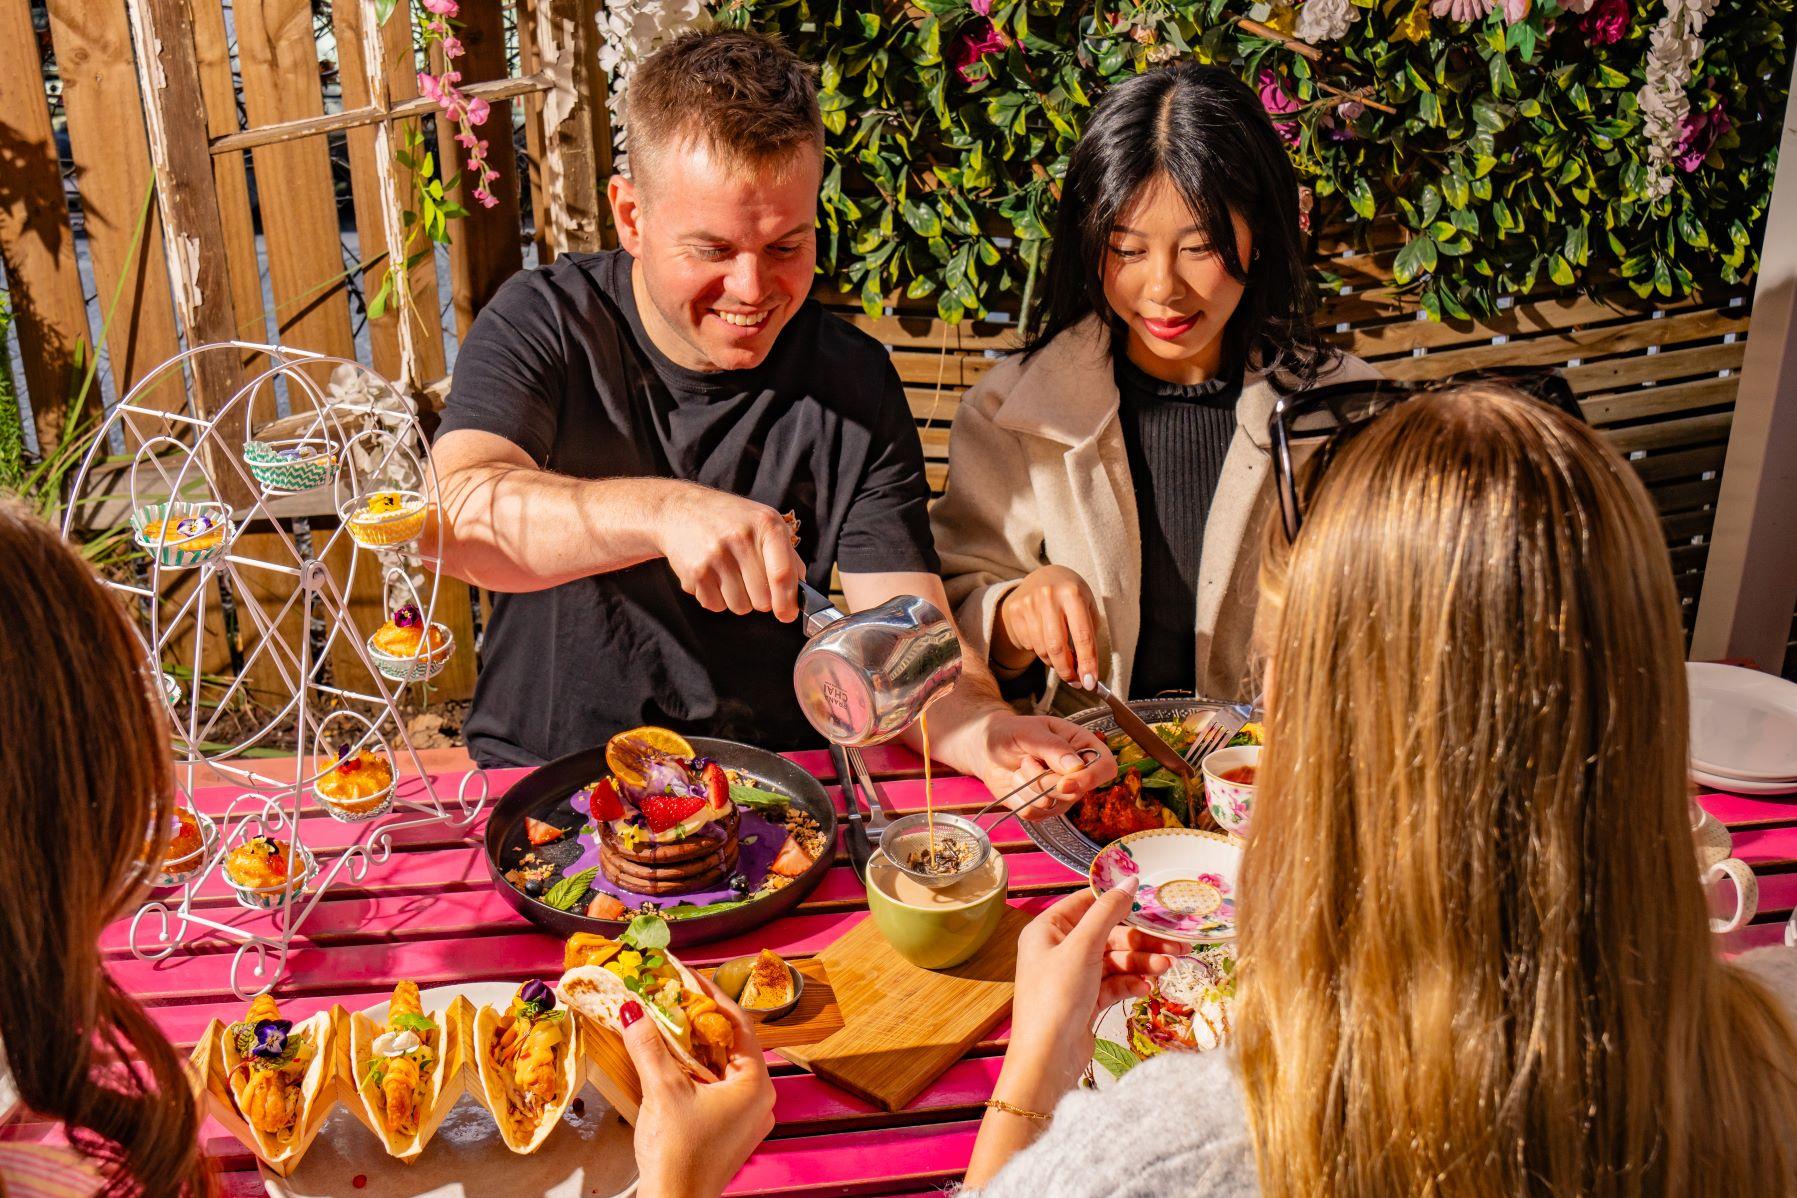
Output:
top-left (620, 1000), bottom-right (643, 1027)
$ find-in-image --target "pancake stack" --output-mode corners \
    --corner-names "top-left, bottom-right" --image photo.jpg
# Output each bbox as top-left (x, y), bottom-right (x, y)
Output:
top-left (597, 803), bottom-right (741, 896)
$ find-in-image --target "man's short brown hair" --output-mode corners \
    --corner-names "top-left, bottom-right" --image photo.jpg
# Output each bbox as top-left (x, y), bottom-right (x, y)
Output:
top-left (625, 29), bottom-right (822, 182)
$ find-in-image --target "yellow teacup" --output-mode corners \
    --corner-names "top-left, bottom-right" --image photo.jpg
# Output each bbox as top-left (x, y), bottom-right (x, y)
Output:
top-left (865, 851), bottom-right (1009, 970)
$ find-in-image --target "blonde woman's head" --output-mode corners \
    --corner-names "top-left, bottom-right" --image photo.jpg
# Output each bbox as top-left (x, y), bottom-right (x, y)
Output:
top-left (1237, 384), bottom-right (1797, 1198)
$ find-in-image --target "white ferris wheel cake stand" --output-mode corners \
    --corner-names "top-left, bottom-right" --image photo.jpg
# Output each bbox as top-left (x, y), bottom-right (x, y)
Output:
top-left (61, 340), bottom-right (489, 1000)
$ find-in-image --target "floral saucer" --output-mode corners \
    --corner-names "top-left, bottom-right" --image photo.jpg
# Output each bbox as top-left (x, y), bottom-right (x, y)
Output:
top-left (1089, 827), bottom-right (1243, 943)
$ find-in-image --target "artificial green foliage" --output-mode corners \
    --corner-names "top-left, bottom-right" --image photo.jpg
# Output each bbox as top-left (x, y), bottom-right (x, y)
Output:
top-left (714, 0), bottom-right (1791, 322)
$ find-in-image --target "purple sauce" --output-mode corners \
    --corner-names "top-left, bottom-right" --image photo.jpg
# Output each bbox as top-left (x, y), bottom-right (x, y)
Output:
top-left (567, 788), bottom-right (790, 909)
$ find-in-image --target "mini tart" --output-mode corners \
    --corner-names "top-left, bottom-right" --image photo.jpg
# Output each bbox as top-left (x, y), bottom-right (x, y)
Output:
top-left (371, 619), bottom-right (449, 660)
top-left (140, 515), bottom-right (224, 551)
top-left (343, 490), bottom-right (427, 547)
top-left (165, 807), bottom-right (204, 863)
top-left (225, 836), bottom-right (301, 892)
top-left (316, 749), bottom-right (395, 803)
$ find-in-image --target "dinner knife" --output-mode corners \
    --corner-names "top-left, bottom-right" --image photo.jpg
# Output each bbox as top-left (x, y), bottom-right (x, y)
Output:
top-left (1066, 675), bottom-right (1197, 781)
top-left (829, 743), bottom-right (875, 880)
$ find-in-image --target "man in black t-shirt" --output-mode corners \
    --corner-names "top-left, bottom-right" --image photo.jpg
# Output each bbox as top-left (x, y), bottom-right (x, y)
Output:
top-left (432, 30), bottom-right (1112, 812)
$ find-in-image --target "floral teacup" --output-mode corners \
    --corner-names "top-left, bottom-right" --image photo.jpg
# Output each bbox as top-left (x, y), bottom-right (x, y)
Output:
top-left (1201, 746), bottom-right (1260, 836)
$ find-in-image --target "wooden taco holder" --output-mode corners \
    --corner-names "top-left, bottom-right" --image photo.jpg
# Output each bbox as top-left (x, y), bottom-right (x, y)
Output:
top-left (186, 1011), bottom-right (339, 1179)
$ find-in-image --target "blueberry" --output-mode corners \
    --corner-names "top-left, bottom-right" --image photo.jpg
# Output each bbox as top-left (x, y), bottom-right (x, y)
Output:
top-left (523, 877), bottom-right (544, 897)
top-left (728, 873), bottom-right (749, 894)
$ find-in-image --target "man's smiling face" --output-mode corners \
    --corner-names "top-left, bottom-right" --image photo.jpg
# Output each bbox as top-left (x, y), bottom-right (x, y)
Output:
top-left (611, 139), bottom-right (821, 373)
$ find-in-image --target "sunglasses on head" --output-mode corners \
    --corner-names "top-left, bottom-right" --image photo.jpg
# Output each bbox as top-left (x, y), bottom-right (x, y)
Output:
top-left (1267, 366), bottom-right (1585, 543)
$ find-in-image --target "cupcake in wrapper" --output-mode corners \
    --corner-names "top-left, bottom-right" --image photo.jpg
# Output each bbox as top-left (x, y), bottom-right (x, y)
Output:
top-left (342, 490), bottom-right (427, 548)
top-left (152, 807), bottom-right (217, 888)
top-left (314, 741), bottom-right (397, 822)
top-left (132, 502), bottom-right (232, 568)
top-left (243, 439), bottom-right (337, 493)
top-left (223, 835), bottom-right (317, 910)
top-left (367, 604), bottom-right (453, 682)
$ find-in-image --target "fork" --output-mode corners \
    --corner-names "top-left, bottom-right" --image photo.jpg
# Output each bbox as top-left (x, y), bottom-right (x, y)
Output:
top-left (1183, 692), bottom-right (1262, 770)
top-left (843, 746), bottom-right (894, 838)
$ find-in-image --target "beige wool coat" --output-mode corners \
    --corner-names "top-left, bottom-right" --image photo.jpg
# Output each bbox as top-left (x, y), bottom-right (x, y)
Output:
top-left (931, 316), bottom-right (1379, 709)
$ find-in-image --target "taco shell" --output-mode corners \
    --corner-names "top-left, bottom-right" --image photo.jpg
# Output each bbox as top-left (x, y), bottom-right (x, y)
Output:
top-left (345, 993), bottom-right (470, 1163)
top-left (198, 1006), bottom-right (335, 1177)
top-left (560, 956), bottom-right (725, 1084)
top-left (472, 996), bottom-right (581, 1154)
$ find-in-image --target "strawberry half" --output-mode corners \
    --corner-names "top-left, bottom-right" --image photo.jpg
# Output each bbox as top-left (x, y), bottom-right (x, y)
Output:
top-left (585, 893), bottom-right (628, 921)
top-left (701, 762), bottom-right (731, 812)
top-left (585, 778), bottom-right (626, 822)
top-left (525, 817), bottom-right (564, 846)
top-left (641, 793), bottom-right (705, 834)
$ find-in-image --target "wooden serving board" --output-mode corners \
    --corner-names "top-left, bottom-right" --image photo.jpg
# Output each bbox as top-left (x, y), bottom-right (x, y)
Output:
top-left (778, 907), bottom-right (1031, 1112)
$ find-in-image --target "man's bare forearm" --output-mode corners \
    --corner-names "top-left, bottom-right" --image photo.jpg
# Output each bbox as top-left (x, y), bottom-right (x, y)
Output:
top-left (432, 457), bottom-right (674, 592)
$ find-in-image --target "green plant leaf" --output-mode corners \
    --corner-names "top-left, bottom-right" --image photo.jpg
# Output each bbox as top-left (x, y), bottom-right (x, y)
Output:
top-left (542, 867), bottom-right (599, 912)
top-left (375, 0), bottom-right (398, 25)
top-left (1346, 175), bottom-right (1375, 220)
top-left (1093, 1038), bottom-right (1142, 1080)
top-left (625, 913), bottom-right (672, 951)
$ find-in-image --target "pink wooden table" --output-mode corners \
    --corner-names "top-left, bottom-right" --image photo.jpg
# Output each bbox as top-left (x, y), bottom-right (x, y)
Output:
top-left (65, 751), bottom-right (1797, 1193)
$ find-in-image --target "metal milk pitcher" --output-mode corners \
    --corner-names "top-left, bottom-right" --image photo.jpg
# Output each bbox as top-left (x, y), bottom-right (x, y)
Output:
top-left (792, 582), bottom-right (962, 747)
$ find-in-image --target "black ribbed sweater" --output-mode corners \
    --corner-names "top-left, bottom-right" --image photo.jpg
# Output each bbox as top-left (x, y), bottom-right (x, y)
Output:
top-left (1113, 352), bottom-right (1241, 698)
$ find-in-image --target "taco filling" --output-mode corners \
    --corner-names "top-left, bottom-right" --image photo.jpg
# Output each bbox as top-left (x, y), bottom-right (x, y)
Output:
top-left (362, 980), bottom-right (438, 1138)
top-left (484, 980), bottom-right (570, 1133)
top-left (225, 993), bottom-right (317, 1145)
top-left (562, 916), bottom-right (733, 1080)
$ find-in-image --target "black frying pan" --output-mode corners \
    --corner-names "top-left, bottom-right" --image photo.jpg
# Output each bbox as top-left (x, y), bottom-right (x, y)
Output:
top-left (483, 737), bottom-right (838, 947)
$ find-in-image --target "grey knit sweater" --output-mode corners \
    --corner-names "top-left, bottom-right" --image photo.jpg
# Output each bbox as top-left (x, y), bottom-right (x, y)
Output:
top-left (969, 946), bottom-right (1797, 1198)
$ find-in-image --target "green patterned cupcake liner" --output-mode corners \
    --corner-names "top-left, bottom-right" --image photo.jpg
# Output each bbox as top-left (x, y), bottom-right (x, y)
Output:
top-left (242, 439), bottom-right (338, 493)
top-left (131, 501), bottom-right (233, 569)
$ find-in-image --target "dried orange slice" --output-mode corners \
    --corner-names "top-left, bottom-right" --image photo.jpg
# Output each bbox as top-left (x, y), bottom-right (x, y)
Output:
top-left (605, 726), bottom-right (695, 786)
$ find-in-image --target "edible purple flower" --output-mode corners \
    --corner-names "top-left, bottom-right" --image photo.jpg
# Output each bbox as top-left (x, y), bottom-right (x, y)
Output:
top-left (251, 1019), bottom-right (292, 1060)
top-left (393, 604), bottom-right (422, 629)
top-left (519, 979), bottom-right (555, 1014)
top-left (335, 742), bottom-right (363, 773)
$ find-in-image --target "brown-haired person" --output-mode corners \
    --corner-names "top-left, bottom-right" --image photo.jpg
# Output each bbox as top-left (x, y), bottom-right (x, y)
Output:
top-left (433, 29), bottom-right (1111, 809)
top-left (959, 386), bottom-right (1797, 1197)
top-left (0, 498), bottom-right (212, 1197)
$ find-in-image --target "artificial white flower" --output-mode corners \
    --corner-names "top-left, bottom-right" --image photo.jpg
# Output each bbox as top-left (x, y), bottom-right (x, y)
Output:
top-left (597, 0), bottom-right (706, 168)
top-left (1637, 0), bottom-right (1718, 199)
top-left (1295, 0), bottom-right (1358, 42)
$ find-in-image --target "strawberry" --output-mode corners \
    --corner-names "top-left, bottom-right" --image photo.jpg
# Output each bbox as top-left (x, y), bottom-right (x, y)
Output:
top-left (585, 778), bottom-right (625, 822)
top-left (769, 835), bottom-right (812, 878)
top-left (525, 817), bottom-right (564, 846)
top-left (585, 893), bottom-right (628, 921)
top-left (641, 793), bottom-right (705, 834)
top-left (701, 761), bottom-right (731, 812)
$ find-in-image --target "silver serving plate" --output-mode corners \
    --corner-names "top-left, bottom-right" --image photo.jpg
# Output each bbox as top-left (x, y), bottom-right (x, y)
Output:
top-left (1023, 696), bottom-right (1231, 875)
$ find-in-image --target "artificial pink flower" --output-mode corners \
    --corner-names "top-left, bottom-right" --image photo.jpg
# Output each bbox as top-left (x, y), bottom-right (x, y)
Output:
top-left (417, 71), bottom-right (445, 107)
top-left (420, 0), bottom-right (458, 14)
top-left (465, 96), bottom-right (492, 127)
top-left (1674, 105), bottom-right (1730, 172)
top-left (1578, 0), bottom-right (1628, 45)
top-left (951, 17), bottom-right (1009, 84)
top-left (1258, 70), bottom-right (1302, 148)
top-left (440, 35), bottom-right (465, 58)
top-left (970, 0), bottom-right (993, 13)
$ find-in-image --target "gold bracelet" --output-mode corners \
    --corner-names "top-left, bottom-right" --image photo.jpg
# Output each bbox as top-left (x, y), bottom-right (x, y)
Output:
top-left (984, 1098), bottom-right (1053, 1123)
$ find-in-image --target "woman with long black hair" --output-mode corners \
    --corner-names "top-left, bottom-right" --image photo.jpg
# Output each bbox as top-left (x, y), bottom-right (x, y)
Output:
top-left (932, 62), bottom-right (1378, 715)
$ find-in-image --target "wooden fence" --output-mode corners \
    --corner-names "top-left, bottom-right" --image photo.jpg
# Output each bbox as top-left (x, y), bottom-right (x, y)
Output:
top-left (0, 0), bottom-right (1772, 719)
top-left (0, 0), bottom-right (609, 716)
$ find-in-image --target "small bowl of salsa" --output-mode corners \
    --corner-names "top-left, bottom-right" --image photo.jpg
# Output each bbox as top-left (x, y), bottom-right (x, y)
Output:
top-left (1201, 746), bottom-right (1261, 837)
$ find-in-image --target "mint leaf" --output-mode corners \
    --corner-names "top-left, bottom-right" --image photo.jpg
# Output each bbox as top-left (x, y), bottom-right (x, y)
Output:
top-left (542, 866), bottom-right (599, 911)
top-left (729, 783), bottom-right (790, 809)
top-left (1093, 1038), bottom-right (1142, 1081)
top-left (624, 913), bottom-right (671, 951)
top-left (391, 1012), bottom-right (436, 1035)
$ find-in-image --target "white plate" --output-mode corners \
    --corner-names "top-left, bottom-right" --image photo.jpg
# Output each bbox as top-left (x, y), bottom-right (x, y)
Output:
top-left (267, 982), bottom-right (637, 1198)
top-left (1688, 663), bottom-right (1797, 782)
top-left (1691, 767), bottom-right (1797, 796)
